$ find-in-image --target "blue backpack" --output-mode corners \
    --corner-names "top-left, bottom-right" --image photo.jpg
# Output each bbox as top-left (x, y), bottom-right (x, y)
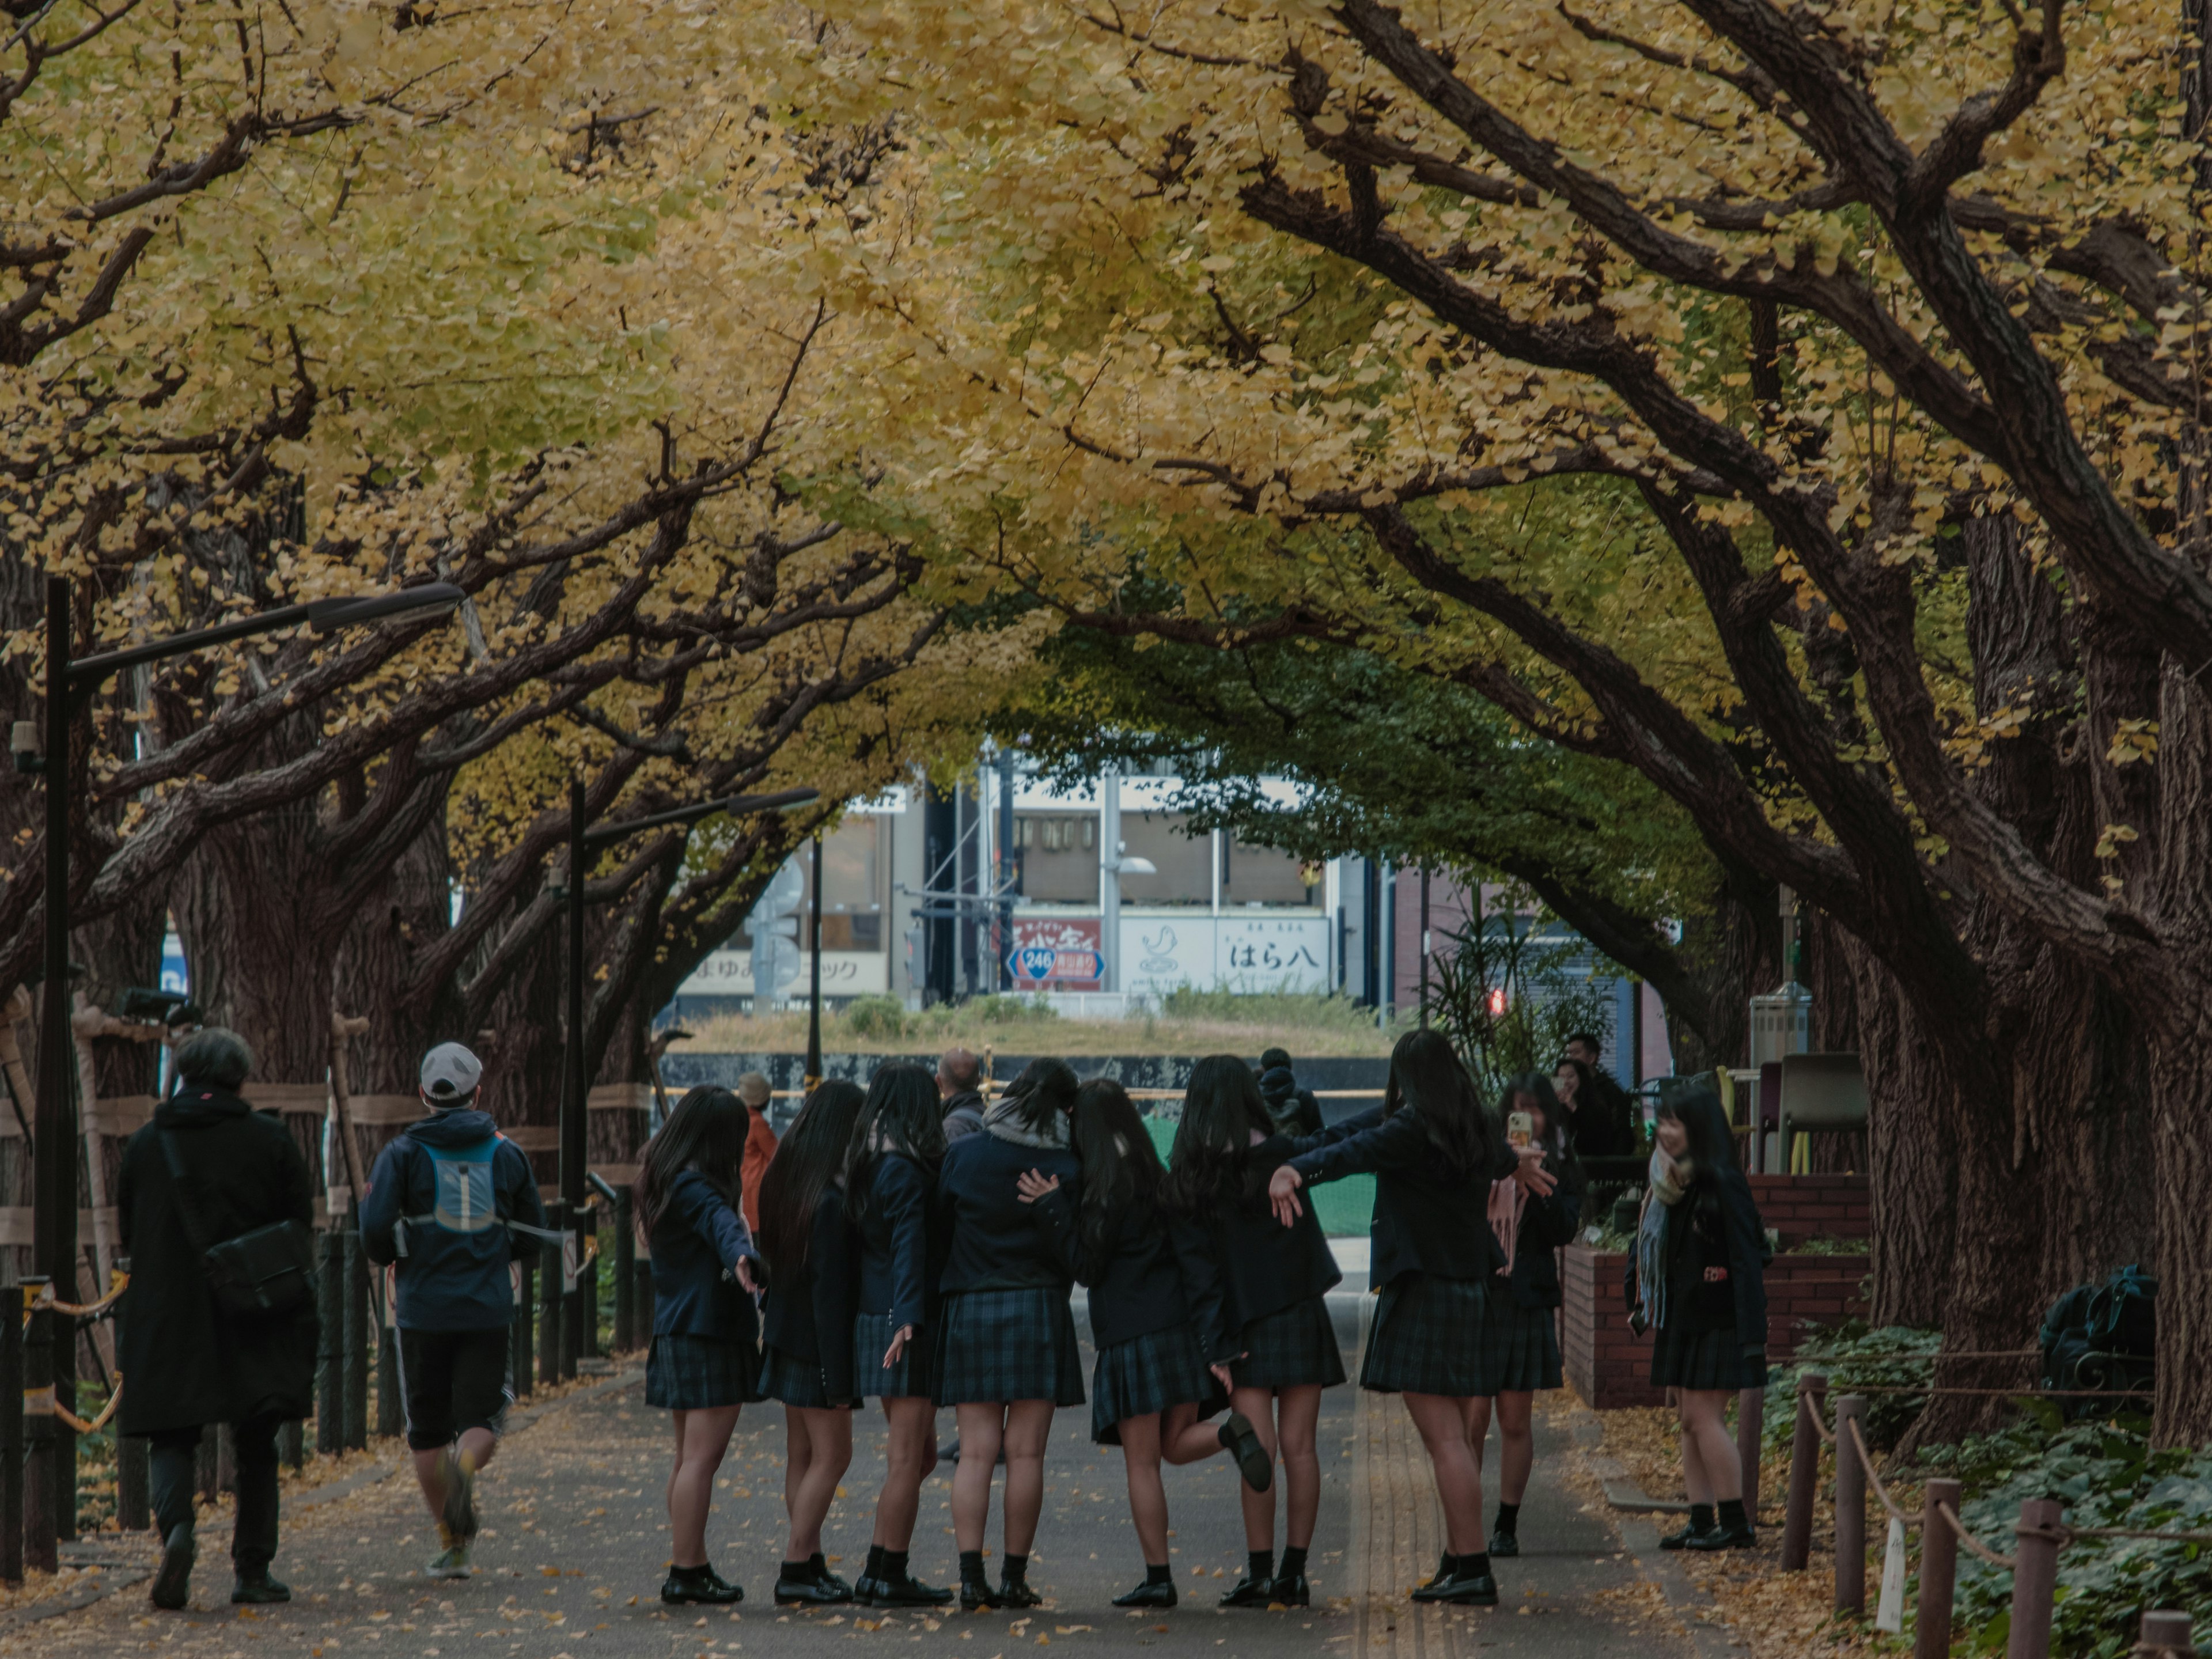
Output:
top-left (395, 1133), bottom-right (562, 1257)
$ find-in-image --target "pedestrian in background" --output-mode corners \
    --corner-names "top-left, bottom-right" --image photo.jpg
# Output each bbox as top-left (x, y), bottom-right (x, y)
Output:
top-left (1023, 1079), bottom-right (1271, 1610)
top-left (757, 1078), bottom-right (868, 1606)
top-left (737, 1071), bottom-right (779, 1232)
top-left (634, 1085), bottom-right (764, 1604)
top-left (1255, 1047), bottom-right (1324, 1137)
top-left (118, 1028), bottom-right (316, 1611)
top-left (843, 1063), bottom-right (952, 1608)
top-left (1469, 1073), bottom-right (1582, 1560)
top-left (937, 1058), bottom-right (1086, 1611)
top-left (1635, 1088), bottom-right (1767, 1552)
top-left (361, 1042), bottom-right (544, 1582)
top-left (1551, 1055), bottom-right (1627, 1159)
top-left (1165, 1055), bottom-right (1344, 1610)
top-left (1563, 1033), bottom-right (1637, 1154)
top-left (937, 1047), bottom-right (986, 1141)
top-left (1268, 1030), bottom-right (1555, 1608)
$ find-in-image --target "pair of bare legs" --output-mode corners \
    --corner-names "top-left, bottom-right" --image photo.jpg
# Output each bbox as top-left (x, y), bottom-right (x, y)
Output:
top-left (1464, 1390), bottom-right (1535, 1514)
top-left (783, 1405), bottom-right (854, 1563)
top-left (1115, 1400), bottom-right (1237, 1565)
top-left (412, 1426), bottom-right (498, 1533)
top-left (868, 1395), bottom-right (941, 1556)
top-left (1229, 1384), bottom-right (1321, 1559)
top-left (952, 1400), bottom-right (1054, 1561)
top-left (1399, 1392), bottom-right (1493, 1556)
top-left (660, 1406), bottom-right (743, 1569)
top-left (1673, 1388), bottom-right (1744, 1504)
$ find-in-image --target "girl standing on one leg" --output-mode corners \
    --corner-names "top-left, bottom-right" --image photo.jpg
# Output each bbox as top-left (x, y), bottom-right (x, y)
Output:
top-left (1632, 1088), bottom-right (1768, 1552)
top-left (936, 1060), bottom-right (1086, 1612)
top-left (1166, 1055), bottom-right (1346, 1611)
top-left (757, 1080), bottom-right (869, 1606)
top-left (1021, 1080), bottom-right (1273, 1610)
top-left (1465, 1073), bottom-right (1583, 1560)
top-left (1268, 1030), bottom-right (1555, 1608)
top-left (637, 1086), bottom-right (765, 1605)
top-left (843, 1064), bottom-right (952, 1608)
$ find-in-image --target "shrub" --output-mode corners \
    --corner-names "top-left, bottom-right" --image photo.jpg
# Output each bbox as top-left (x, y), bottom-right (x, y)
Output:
top-left (1762, 1322), bottom-right (1942, 1457)
top-left (841, 995), bottom-right (908, 1040)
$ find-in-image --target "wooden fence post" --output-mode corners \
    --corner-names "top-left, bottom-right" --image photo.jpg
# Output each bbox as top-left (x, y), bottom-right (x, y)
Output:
top-left (2137, 1611), bottom-right (2194, 1654)
top-left (1783, 1372), bottom-right (1828, 1571)
top-left (537, 1226), bottom-right (562, 1389)
top-left (1914, 1476), bottom-right (1962, 1659)
top-left (1736, 1385), bottom-right (1764, 1522)
top-left (316, 1230), bottom-right (342, 1456)
top-left (343, 1222), bottom-right (370, 1450)
top-left (1833, 1393), bottom-right (1867, 1616)
top-left (613, 1191), bottom-right (635, 1354)
top-left (2006, 1498), bottom-right (2062, 1659)
top-left (512, 1256), bottom-right (535, 1399)
top-left (0, 1283), bottom-right (21, 1580)
top-left (22, 1281), bottom-right (55, 1574)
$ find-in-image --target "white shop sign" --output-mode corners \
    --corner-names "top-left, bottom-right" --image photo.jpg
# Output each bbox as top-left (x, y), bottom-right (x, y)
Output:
top-left (1116, 914), bottom-right (1330, 997)
top-left (677, 949), bottom-right (889, 998)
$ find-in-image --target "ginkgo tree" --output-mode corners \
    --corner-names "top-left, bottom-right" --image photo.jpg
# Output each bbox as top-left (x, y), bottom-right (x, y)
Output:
top-left (798, 0), bottom-right (2209, 1440)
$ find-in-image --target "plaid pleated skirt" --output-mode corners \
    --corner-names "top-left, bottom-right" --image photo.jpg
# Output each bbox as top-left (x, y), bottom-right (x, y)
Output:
top-left (1360, 1273), bottom-right (1487, 1397)
top-left (1230, 1294), bottom-right (1347, 1391)
top-left (851, 1312), bottom-right (940, 1401)
top-left (760, 1344), bottom-right (859, 1411)
top-left (645, 1331), bottom-right (762, 1410)
top-left (1650, 1321), bottom-right (1770, 1391)
top-left (937, 1287), bottom-right (1086, 1407)
top-left (1090, 1323), bottom-right (1218, 1444)
top-left (1480, 1291), bottom-right (1563, 1393)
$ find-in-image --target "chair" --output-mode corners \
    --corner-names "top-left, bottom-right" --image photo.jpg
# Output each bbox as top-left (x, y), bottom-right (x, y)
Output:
top-left (1777, 1052), bottom-right (1868, 1174)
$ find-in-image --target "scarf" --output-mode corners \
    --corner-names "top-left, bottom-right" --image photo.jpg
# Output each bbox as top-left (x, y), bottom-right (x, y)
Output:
top-left (983, 1092), bottom-right (1070, 1152)
top-left (1487, 1177), bottom-right (1525, 1277)
top-left (1635, 1146), bottom-right (1690, 1331)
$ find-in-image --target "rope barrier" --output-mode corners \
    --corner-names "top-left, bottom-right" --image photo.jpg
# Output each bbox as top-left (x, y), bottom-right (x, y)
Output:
top-left (1845, 1415), bottom-right (1915, 1529)
top-left (1831, 1384), bottom-right (2152, 1398)
top-left (1937, 1500), bottom-right (2021, 1573)
top-left (2065, 1524), bottom-right (2212, 1547)
top-left (52, 1373), bottom-right (122, 1435)
top-left (1800, 1387), bottom-right (1835, 1445)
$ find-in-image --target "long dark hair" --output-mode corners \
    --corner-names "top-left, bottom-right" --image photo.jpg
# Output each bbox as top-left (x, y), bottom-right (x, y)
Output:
top-left (1657, 1087), bottom-right (1738, 1181)
top-left (997, 1056), bottom-right (1080, 1138)
top-left (1499, 1069), bottom-right (1584, 1194)
top-left (635, 1085), bottom-right (749, 1236)
top-left (758, 1079), bottom-right (867, 1288)
top-left (1384, 1027), bottom-right (1493, 1178)
top-left (1161, 1053), bottom-right (1273, 1215)
top-left (843, 1062), bottom-right (946, 1226)
top-left (1070, 1079), bottom-right (1161, 1256)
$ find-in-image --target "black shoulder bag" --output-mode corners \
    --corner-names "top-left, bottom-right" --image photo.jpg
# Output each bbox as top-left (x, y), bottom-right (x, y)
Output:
top-left (159, 1130), bottom-right (315, 1320)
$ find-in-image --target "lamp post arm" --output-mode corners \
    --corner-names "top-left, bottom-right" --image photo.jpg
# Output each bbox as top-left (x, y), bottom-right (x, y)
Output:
top-left (578, 787), bottom-right (819, 850)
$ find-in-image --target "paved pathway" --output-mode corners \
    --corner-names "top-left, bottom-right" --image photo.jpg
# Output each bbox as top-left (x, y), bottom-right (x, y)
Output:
top-left (5, 1323), bottom-right (1698, 1659)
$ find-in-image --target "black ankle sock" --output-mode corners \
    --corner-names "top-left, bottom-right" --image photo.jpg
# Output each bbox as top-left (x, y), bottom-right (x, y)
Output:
top-left (884, 1550), bottom-right (910, 1580)
top-left (1460, 1552), bottom-right (1491, 1581)
top-left (1493, 1502), bottom-right (1520, 1537)
top-left (865, 1544), bottom-right (886, 1579)
top-left (1248, 1549), bottom-right (1274, 1583)
top-left (672, 1562), bottom-right (710, 1582)
top-left (1431, 1553), bottom-right (1459, 1583)
top-left (810, 1552), bottom-right (830, 1577)
top-left (1717, 1499), bottom-right (1748, 1531)
top-left (1279, 1546), bottom-right (1308, 1578)
top-left (781, 1558), bottom-right (812, 1578)
top-left (1145, 1562), bottom-right (1172, 1585)
top-left (1003, 1552), bottom-right (1029, 1584)
top-left (959, 1550), bottom-right (986, 1585)
top-left (1688, 1503), bottom-right (1715, 1535)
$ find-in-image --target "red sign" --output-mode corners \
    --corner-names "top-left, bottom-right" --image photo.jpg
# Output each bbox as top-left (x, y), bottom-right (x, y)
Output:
top-left (1010, 918), bottom-right (1103, 990)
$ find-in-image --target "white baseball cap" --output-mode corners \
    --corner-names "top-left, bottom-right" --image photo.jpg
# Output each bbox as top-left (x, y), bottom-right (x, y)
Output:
top-left (419, 1042), bottom-right (483, 1103)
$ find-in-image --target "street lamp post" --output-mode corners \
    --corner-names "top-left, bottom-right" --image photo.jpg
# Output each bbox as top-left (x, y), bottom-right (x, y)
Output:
top-left (804, 832), bottom-right (824, 1089)
top-left (559, 785), bottom-right (817, 1367)
top-left (20, 574), bottom-right (462, 1560)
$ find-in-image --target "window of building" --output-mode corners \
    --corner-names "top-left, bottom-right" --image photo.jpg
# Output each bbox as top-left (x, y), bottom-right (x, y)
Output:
top-left (1118, 810), bottom-right (1210, 906)
top-left (1013, 810), bottom-right (1099, 903)
top-left (1221, 835), bottom-right (1319, 907)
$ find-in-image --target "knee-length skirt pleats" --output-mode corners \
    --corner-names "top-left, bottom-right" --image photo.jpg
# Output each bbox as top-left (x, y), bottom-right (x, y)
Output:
top-left (1650, 1321), bottom-right (1770, 1391)
top-left (1479, 1291), bottom-right (1563, 1394)
top-left (1230, 1294), bottom-right (1347, 1391)
top-left (851, 1311), bottom-right (941, 1401)
top-left (1090, 1323), bottom-right (1219, 1444)
top-left (759, 1344), bottom-right (858, 1411)
top-left (1359, 1272), bottom-right (1487, 1397)
top-left (645, 1331), bottom-right (762, 1410)
top-left (936, 1287), bottom-right (1086, 1407)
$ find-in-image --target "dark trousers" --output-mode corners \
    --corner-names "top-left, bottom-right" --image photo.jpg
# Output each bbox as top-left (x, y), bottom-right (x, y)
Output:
top-left (148, 1414), bottom-right (283, 1573)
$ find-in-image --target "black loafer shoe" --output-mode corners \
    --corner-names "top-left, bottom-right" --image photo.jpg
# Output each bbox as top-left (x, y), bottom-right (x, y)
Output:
top-left (1436, 1569), bottom-right (1498, 1606)
top-left (231, 1572), bottom-right (291, 1605)
top-left (1658, 1522), bottom-right (1709, 1550)
top-left (1112, 1579), bottom-right (1177, 1609)
top-left (1218, 1412), bottom-right (1274, 1494)
top-left (151, 1521), bottom-right (196, 1611)
top-left (998, 1578), bottom-right (1042, 1608)
top-left (1487, 1531), bottom-right (1520, 1559)
top-left (1270, 1571), bottom-right (1309, 1608)
top-left (662, 1567), bottom-right (744, 1605)
top-left (959, 1580), bottom-right (1001, 1612)
top-left (775, 1573), bottom-right (850, 1605)
top-left (874, 1572), bottom-right (953, 1607)
top-left (1685, 1521), bottom-right (1757, 1552)
top-left (1218, 1575), bottom-right (1275, 1608)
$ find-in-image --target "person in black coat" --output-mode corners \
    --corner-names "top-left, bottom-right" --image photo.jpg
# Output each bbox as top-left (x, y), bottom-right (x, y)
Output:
top-left (1552, 1055), bottom-right (1630, 1159)
top-left (1468, 1073), bottom-right (1582, 1560)
top-left (841, 1064), bottom-right (952, 1609)
top-left (1631, 1088), bottom-right (1768, 1551)
top-left (1270, 1029), bottom-right (1555, 1608)
top-left (936, 1059), bottom-right (1085, 1612)
top-left (1022, 1080), bottom-right (1272, 1611)
top-left (1160, 1055), bottom-right (1344, 1611)
top-left (1255, 1048), bottom-right (1325, 1137)
top-left (634, 1086), bottom-right (764, 1605)
top-left (116, 1028), bottom-right (315, 1611)
top-left (756, 1079), bottom-right (867, 1606)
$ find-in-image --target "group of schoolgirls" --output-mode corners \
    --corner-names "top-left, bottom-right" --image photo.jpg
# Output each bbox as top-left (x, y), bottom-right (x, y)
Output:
top-left (630, 1028), bottom-right (1770, 1615)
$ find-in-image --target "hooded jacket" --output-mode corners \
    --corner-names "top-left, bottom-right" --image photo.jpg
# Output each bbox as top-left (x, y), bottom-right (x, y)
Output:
top-left (937, 1099), bottom-right (1081, 1296)
top-left (360, 1106), bottom-right (546, 1331)
top-left (940, 1089), bottom-right (986, 1142)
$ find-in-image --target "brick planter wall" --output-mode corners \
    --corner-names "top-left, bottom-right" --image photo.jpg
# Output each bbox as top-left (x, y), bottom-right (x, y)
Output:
top-left (1560, 1242), bottom-right (1872, 1409)
top-left (1747, 1173), bottom-right (1870, 1247)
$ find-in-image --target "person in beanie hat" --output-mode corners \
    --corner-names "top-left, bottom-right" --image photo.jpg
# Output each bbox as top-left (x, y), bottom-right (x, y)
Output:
top-left (1255, 1048), bottom-right (1324, 1138)
top-left (361, 1043), bottom-right (548, 1580)
top-left (737, 1071), bottom-right (779, 1232)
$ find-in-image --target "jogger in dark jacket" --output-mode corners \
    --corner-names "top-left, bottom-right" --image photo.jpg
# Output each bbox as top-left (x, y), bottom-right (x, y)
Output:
top-left (361, 1043), bottom-right (547, 1582)
top-left (757, 1080), bottom-right (868, 1606)
top-left (1026, 1080), bottom-right (1272, 1610)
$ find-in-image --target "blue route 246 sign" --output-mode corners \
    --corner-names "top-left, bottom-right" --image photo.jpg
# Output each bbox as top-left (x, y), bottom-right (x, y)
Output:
top-left (1010, 944), bottom-right (1102, 983)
